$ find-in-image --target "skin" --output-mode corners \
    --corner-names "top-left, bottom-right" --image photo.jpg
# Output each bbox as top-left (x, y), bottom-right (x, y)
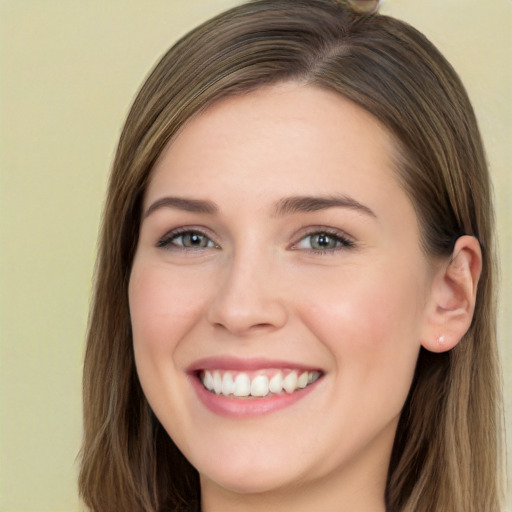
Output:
top-left (128, 83), bottom-right (463, 511)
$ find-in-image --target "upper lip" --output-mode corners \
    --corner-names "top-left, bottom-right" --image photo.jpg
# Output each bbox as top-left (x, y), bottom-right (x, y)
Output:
top-left (187, 356), bottom-right (323, 374)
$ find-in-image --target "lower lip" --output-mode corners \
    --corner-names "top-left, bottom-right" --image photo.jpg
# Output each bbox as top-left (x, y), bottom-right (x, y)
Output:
top-left (190, 374), bottom-right (320, 418)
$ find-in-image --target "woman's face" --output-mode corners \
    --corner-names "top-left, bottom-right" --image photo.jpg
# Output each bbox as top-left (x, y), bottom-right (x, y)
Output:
top-left (129, 84), bottom-right (435, 507)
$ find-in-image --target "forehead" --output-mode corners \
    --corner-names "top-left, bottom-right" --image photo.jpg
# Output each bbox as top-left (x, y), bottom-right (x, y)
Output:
top-left (146, 83), bottom-right (406, 218)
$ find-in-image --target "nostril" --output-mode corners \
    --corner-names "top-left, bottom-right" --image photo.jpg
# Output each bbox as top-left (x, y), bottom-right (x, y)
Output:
top-left (207, 295), bottom-right (287, 334)
top-left (211, 319), bottom-right (279, 334)
top-left (205, 260), bottom-right (288, 334)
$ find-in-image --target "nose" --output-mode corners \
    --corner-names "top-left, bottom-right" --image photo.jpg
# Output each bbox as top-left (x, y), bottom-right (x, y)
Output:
top-left (206, 253), bottom-right (288, 336)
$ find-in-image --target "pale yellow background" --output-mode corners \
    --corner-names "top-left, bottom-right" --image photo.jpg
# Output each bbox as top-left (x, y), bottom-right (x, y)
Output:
top-left (0, 1), bottom-right (510, 511)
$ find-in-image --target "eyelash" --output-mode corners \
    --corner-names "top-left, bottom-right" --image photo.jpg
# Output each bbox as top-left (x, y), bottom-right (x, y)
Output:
top-left (156, 227), bottom-right (355, 254)
top-left (291, 228), bottom-right (354, 254)
top-left (156, 227), bottom-right (219, 251)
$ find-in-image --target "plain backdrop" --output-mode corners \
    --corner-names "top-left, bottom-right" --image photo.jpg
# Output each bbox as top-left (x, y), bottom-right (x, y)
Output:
top-left (0, 1), bottom-right (510, 510)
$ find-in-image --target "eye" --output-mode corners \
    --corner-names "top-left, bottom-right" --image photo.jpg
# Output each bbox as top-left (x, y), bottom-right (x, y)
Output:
top-left (293, 230), bottom-right (354, 252)
top-left (157, 229), bottom-right (218, 250)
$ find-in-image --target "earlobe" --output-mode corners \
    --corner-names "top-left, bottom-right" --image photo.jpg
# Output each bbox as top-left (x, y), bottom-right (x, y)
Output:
top-left (421, 236), bottom-right (482, 353)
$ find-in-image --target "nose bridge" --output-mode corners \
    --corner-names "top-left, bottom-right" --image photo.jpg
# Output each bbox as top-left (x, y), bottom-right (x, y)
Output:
top-left (207, 243), bottom-right (287, 335)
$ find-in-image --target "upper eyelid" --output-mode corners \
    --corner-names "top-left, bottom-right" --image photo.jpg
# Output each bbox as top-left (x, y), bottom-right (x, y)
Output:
top-left (159, 225), bottom-right (218, 239)
top-left (291, 226), bottom-right (355, 244)
top-left (157, 226), bottom-right (220, 247)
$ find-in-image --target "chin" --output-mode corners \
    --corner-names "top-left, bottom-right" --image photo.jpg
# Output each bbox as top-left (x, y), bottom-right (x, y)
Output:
top-left (200, 461), bottom-right (305, 496)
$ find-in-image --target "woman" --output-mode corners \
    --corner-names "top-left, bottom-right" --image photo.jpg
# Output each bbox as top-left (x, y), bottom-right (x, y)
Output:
top-left (79, 0), bottom-right (504, 510)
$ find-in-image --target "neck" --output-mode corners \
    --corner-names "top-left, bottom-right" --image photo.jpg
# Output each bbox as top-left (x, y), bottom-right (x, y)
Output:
top-left (201, 472), bottom-right (387, 512)
top-left (199, 434), bottom-right (392, 512)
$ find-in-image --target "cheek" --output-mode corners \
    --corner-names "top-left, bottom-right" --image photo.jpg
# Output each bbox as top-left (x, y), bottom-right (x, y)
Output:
top-left (128, 261), bottom-right (210, 437)
top-left (128, 262), bottom-right (215, 373)
top-left (298, 260), bottom-right (426, 387)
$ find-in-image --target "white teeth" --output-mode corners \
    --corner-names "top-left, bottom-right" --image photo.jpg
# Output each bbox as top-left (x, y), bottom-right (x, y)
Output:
top-left (282, 371), bottom-right (298, 393)
top-left (298, 371), bottom-right (308, 389)
top-left (203, 370), bottom-right (214, 391)
top-left (251, 375), bottom-right (269, 397)
top-left (309, 371), bottom-right (320, 384)
top-left (269, 372), bottom-right (283, 393)
top-left (213, 371), bottom-right (222, 394)
top-left (234, 373), bottom-right (251, 397)
top-left (201, 369), bottom-right (321, 397)
top-left (221, 372), bottom-right (234, 396)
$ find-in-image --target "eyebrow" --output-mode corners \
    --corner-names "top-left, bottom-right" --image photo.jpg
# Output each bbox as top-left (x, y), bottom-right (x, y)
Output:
top-left (144, 196), bottom-right (218, 217)
top-left (273, 195), bottom-right (377, 218)
top-left (144, 194), bottom-right (376, 219)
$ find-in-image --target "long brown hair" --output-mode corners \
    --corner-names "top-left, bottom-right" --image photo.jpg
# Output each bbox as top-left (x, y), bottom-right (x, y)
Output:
top-left (79, 1), bottom-right (503, 510)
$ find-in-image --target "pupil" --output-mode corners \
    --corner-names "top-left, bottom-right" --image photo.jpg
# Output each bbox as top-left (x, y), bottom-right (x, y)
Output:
top-left (187, 233), bottom-right (204, 246)
top-left (318, 234), bottom-right (329, 246)
top-left (314, 233), bottom-right (334, 249)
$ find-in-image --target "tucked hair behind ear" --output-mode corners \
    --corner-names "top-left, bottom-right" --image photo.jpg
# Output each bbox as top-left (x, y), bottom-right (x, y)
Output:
top-left (79, 1), bottom-right (503, 510)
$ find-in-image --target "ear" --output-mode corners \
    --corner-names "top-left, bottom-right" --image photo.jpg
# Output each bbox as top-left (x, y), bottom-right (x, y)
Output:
top-left (421, 236), bottom-right (482, 353)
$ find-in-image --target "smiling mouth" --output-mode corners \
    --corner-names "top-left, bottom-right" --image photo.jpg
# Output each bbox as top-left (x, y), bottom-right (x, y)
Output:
top-left (200, 369), bottom-right (322, 398)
